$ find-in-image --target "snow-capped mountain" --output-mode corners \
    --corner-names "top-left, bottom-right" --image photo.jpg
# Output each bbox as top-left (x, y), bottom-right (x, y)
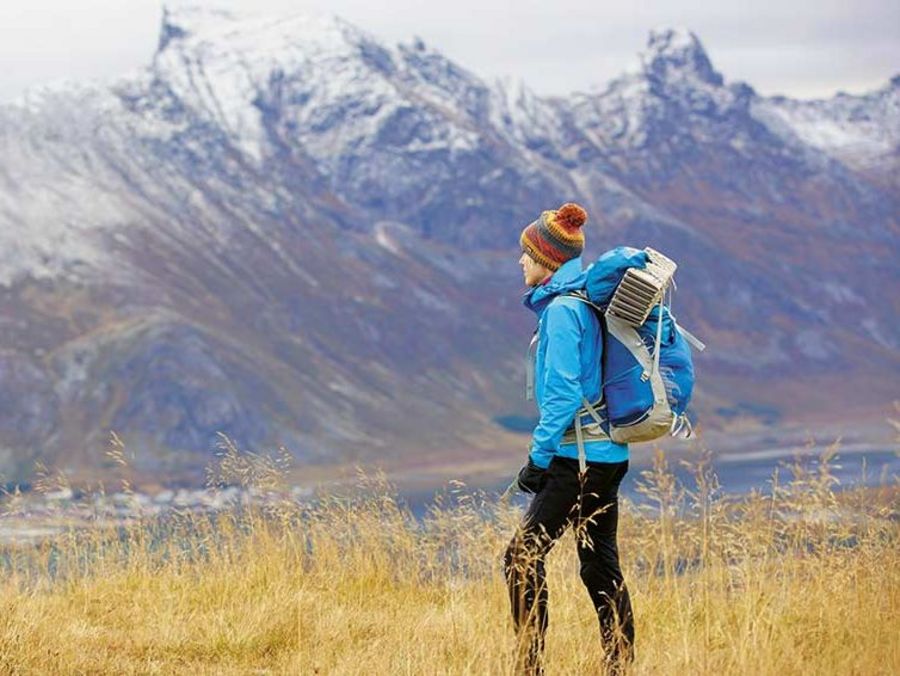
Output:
top-left (0, 7), bottom-right (897, 483)
top-left (754, 76), bottom-right (900, 183)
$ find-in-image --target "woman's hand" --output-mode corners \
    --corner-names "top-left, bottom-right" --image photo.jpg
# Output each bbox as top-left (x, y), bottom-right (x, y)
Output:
top-left (517, 458), bottom-right (547, 494)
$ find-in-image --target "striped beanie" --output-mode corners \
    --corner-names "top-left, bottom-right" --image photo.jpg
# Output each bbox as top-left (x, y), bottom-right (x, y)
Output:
top-left (520, 203), bottom-right (588, 271)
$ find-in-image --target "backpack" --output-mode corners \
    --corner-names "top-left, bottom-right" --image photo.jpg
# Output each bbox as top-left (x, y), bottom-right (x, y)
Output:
top-left (568, 247), bottom-right (704, 446)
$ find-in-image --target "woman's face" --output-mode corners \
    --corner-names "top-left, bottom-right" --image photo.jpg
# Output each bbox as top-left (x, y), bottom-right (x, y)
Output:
top-left (519, 252), bottom-right (552, 287)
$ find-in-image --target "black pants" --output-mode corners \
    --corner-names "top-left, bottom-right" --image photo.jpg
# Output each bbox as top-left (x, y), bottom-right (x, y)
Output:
top-left (504, 457), bottom-right (634, 674)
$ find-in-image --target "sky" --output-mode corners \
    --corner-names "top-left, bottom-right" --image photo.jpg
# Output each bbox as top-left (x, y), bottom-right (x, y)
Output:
top-left (0, 0), bottom-right (897, 103)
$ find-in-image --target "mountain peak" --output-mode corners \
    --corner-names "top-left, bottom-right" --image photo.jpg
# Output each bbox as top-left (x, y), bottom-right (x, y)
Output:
top-left (154, 4), bottom-right (361, 58)
top-left (157, 7), bottom-right (191, 53)
top-left (156, 5), bottom-right (242, 53)
top-left (641, 28), bottom-right (723, 87)
top-left (647, 27), bottom-right (700, 52)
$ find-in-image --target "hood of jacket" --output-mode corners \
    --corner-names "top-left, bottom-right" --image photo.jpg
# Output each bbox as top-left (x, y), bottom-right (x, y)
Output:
top-left (522, 256), bottom-right (589, 316)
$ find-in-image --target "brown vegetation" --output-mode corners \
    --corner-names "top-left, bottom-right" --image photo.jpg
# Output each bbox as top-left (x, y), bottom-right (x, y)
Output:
top-left (1, 437), bottom-right (897, 674)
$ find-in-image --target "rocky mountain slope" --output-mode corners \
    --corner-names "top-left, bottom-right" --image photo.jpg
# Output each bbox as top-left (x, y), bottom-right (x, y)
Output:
top-left (0, 6), bottom-right (897, 483)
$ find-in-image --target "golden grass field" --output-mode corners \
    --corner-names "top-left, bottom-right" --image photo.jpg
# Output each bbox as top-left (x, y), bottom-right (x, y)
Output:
top-left (1, 436), bottom-right (898, 675)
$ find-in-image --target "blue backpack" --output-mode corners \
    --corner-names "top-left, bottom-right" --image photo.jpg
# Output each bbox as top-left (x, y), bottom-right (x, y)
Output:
top-left (570, 247), bottom-right (703, 444)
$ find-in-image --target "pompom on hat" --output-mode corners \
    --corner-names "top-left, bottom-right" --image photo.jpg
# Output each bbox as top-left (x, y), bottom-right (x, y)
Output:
top-left (520, 202), bottom-right (588, 271)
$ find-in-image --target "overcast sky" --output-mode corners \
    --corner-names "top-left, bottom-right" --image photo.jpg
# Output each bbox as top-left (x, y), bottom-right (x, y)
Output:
top-left (1, 0), bottom-right (897, 103)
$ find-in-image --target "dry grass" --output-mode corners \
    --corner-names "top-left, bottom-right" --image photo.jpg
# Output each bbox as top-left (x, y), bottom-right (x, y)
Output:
top-left (1, 437), bottom-right (898, 675)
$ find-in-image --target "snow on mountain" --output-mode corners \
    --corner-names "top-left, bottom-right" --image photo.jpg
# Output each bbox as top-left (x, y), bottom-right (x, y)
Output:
top-left (563, 29), bottom-right (752, 151)
top-left (0, 85), bottom-right (139, 286)
top-left (489, 76), bottom-right (563, 149)
top-left (752, 76), bottom-right (900, 177)
top-left (153, 7), bottom-right (397, 161)
top-left (152, 6), bottom-right (492, 164)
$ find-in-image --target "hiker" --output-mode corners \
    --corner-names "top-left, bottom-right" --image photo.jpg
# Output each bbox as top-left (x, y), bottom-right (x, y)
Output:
top-left (504, 202), bottom-right (634, 674)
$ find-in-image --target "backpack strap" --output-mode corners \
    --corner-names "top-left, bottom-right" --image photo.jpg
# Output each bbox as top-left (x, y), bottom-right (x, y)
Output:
top-left (525, 330), bottom-right (538, 401)
top-left (565, 290), bottom-right (604, 313)
top-left (675, 323), bottom-right (706, 352)
top-left (574, 396), bottom-right (608, 474)
top-left (581, 396), bottom-right (605, 426)
top-left (651, 294), bottom-right (664, 379)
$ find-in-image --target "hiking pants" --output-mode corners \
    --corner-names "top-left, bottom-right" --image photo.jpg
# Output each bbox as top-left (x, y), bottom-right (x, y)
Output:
top-left (503, 456), bottom-right (634, 673)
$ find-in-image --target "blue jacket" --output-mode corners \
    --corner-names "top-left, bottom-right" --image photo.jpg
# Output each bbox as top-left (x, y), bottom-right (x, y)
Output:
top-left (523, 257), bottom-right (628, 468)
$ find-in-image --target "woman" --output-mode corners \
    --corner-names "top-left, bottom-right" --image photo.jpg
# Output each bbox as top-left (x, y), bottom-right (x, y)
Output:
top-left (504, 202), bottom-right (634, 674)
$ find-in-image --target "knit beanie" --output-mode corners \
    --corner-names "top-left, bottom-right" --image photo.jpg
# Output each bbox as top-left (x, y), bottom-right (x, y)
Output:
top-left (519, 202), bottom-right (588, 271)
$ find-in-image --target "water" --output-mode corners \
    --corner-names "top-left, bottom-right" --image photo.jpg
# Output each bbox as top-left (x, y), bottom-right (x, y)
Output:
top-left (676, 447), bottom-right (898, 498)
top-left (400, 448), bottom-right (899, 518)
top-left (1, 448), bottom-right (896, 544)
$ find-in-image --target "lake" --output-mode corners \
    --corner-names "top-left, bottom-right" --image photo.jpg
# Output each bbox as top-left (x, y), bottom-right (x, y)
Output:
top-left (400, 446), bottom-right (899, 517)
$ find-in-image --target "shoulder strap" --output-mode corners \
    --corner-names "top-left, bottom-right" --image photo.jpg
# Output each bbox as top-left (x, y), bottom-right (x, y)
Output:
top-left (525, 330), bottom-right (538, 401)
top-left (564, 290), bottom-right (604, 314)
